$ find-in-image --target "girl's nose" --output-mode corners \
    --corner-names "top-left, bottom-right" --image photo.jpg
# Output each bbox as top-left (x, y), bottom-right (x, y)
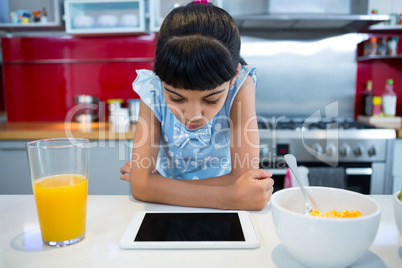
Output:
top-left (184, 104), bottom-right (203, 121)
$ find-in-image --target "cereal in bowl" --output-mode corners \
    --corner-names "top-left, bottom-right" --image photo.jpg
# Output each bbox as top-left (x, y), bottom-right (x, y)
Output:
top-left (310, 209), bottom-right (362, 218)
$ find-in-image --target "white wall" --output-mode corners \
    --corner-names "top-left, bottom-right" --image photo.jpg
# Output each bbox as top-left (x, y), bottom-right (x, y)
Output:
top-left (369, 0), bottom-right (402, 14)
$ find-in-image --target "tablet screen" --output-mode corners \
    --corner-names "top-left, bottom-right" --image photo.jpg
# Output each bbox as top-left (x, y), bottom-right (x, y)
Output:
top-left (134, 212), bottom-right (245, 242)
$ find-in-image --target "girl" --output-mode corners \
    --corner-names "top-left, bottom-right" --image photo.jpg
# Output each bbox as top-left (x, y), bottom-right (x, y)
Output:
top-left (120, 0), bottom-right (274, 211)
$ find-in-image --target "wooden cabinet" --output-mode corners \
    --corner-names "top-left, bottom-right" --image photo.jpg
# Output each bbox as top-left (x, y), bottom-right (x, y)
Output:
top-left (0, 140), bottom-right (131, 195)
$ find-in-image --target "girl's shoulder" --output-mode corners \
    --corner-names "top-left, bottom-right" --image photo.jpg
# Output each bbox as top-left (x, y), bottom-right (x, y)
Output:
top-left (132, 69), bottom-right (161, 89)
top-left (132, 69), bottom-right (165, 122)
top-left (237, 65), bottom-right (257, 88)
top-left (223, 65), bottom-right (256, 114)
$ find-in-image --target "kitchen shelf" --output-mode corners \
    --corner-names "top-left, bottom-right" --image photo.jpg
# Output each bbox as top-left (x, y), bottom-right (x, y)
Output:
top-left (64, 0), bottom-right (145, 35)
top-left (357, 55), bottom-right (402, 61)
top-left (0, 0), bottom-right (62, 31)
top-left (0, 22), bottom-right (62, 31)
top-left (368, 24), bottom-right (402, 32)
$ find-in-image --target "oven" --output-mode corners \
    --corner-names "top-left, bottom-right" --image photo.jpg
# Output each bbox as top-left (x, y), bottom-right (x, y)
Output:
top-left (258, 117), bottom-right (396, 195)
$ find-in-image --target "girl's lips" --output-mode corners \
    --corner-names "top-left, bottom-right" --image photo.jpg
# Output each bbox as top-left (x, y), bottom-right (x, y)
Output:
top-left (185, 123), bottom-right (202, 130)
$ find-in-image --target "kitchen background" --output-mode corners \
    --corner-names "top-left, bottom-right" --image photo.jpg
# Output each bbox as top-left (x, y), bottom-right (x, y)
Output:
top-left (0, 0), bottom-right (401, 121)
top-left (0, 0), bottom-right (402, 194)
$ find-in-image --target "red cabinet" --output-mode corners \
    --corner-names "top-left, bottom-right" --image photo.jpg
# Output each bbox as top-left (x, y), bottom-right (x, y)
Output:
top-left (1, 35), bottom-right (157, 121)
top-left (355, 29), bottom-right (402, 118)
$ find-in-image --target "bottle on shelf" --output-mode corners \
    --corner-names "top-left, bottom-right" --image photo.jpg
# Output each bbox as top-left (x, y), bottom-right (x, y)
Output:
top-left (387, 36), bottom-right (399, 56)
top-left (368, 36), bottom-right (377, 56)
top-left (382, 79), bottom-right (397, 117)
top-left (362, 80), bottom-right (374, 116)
top-left (372, 96), bottom-right (382, 117)
top-left (40, 7), bottom-right (48, 23)
top-left (377, 37), bottom-right (387, 56)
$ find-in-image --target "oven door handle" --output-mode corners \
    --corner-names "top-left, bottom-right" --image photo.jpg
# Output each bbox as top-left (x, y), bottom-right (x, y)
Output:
top-left (264, 168), bottom-right (373, 176)
top-left (345, 168), bottom-right (373, 176)
top-left (263, 168), bottom-right (288, 176)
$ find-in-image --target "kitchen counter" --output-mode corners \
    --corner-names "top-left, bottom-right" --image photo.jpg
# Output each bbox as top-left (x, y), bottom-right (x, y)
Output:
top-left (1, 122), bottom-right (401, 139)
top-left (1, 195), bottom-right (401, 268)
top-left (357, 116), bottom-right (402, 138)
top-left (0, 122), bottom-right (135, 140)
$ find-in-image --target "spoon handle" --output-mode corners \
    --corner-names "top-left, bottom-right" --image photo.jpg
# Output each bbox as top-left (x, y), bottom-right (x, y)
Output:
top-left (284, 154), bottom-right (313, 214)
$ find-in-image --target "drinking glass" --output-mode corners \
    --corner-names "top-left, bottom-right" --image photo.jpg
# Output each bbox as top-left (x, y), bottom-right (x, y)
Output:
top-left (26, 138), bottom-right (90, 247)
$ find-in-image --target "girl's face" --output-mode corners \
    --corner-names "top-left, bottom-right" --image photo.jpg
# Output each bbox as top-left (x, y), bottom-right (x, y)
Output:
top-left (163, 81), bottom-right (232, 130)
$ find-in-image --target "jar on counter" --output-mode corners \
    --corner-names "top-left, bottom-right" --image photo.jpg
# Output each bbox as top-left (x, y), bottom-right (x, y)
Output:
top-left (127, 99), bottom-right (140, 123)
top-left (107, 99), bottom-right (124, 123)
top-left (109, 108), bottom-right (129, 132)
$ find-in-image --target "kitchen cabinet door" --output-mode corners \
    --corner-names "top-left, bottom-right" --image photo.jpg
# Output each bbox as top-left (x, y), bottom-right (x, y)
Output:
top-left (393, 139), bottom-right (402, 193)
top-left (0, 140), bottom-right (131, 195)
top-left (64, 0), bottom-right (145, 35)
top-left (87, 140), bottom-right (131, 195)
top-left (0, 141), bottom-right (32, 194)
top-left (0, 0), bottom-right (62, 30)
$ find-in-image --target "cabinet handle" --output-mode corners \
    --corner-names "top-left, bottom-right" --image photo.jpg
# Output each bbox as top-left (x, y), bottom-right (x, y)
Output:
top-left (263, 168), bottom-right (287, 175)
top-left (264, 168), bottom-right (373, 176)
top-left (0, 147), bottom-right (27, 151)
top-left (345, 168), bottom-right (373, 176)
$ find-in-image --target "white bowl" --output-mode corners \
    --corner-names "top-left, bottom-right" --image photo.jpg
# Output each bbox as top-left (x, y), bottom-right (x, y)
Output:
top-left (73, 15), bottom-right (95, 29)
top-left (393, 190), bottom-right (402, 237)
top-left (120, 14), bottom-right (139, 27)
top-left (271, 187), bottom-right (381, 268)
top-left (97, 15), bottom-right (119, 28)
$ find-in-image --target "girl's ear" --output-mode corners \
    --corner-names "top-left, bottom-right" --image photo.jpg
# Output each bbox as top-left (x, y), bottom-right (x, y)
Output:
top-left (229, 63), bottom-right (242, 87)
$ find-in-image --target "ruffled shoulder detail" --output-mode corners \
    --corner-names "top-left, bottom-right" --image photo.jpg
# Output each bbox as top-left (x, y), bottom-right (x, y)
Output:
top-left (132, 69), bottom-right (164, 122)
top-left (225, 65), bottom-right (257, 114)
top-left (234, 65), bottom-right (257, 89)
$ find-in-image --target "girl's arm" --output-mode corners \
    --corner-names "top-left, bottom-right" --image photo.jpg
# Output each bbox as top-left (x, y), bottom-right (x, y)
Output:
top-left (229, 74), bottom-right (261, 176)
top-left (125, 97), bottom-right (273, 211)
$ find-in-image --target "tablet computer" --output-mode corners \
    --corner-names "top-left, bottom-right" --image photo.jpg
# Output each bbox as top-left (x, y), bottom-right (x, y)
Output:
top-left (120, 211), bottom-right (260, 249)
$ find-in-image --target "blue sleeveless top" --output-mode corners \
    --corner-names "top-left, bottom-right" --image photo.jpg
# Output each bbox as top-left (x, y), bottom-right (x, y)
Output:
top-left (133, 65), bottom-right (257, 180)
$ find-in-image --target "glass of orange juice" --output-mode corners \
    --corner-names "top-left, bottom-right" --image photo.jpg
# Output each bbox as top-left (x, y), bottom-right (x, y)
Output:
top-left (26, 138), bottom-right (90, 247)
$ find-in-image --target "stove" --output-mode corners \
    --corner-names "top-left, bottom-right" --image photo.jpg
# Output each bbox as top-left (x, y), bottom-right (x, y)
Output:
top-left (257, 116), bottom-right (396, 194)
top-left (258, 117), bottom-right (376, 131)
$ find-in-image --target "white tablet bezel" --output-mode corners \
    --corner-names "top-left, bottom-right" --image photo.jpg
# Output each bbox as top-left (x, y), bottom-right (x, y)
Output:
top-left (120, 211), bottom-right (260, 249)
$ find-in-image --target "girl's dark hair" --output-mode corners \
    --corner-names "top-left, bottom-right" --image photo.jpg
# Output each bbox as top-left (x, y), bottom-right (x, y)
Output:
top-left (154, 2), bottom-right (246, 91)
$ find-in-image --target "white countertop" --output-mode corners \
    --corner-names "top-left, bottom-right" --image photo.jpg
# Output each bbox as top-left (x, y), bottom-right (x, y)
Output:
top-left (1, 195), bottom-right (401, 268)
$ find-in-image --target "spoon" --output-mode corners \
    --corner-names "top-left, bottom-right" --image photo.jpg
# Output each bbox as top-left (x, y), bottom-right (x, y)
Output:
top-left (284, 154), bottom-right (312, 216)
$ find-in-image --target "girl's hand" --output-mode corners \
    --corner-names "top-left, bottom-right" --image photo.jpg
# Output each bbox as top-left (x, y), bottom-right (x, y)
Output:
top-left (227, 169), bottom-right (274, 211)
top-left (120, 161), bottom-right (132, 182)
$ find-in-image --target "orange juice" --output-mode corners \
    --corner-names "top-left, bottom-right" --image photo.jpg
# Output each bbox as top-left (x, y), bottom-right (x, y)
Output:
top-left (33, 174), bottom-right (88, 242)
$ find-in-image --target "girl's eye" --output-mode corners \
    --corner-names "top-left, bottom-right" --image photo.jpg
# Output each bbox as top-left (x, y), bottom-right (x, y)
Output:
top-left (204, 98), bottom-right (219, 105)
top-left (169, 96), bottom-right (184, 103)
